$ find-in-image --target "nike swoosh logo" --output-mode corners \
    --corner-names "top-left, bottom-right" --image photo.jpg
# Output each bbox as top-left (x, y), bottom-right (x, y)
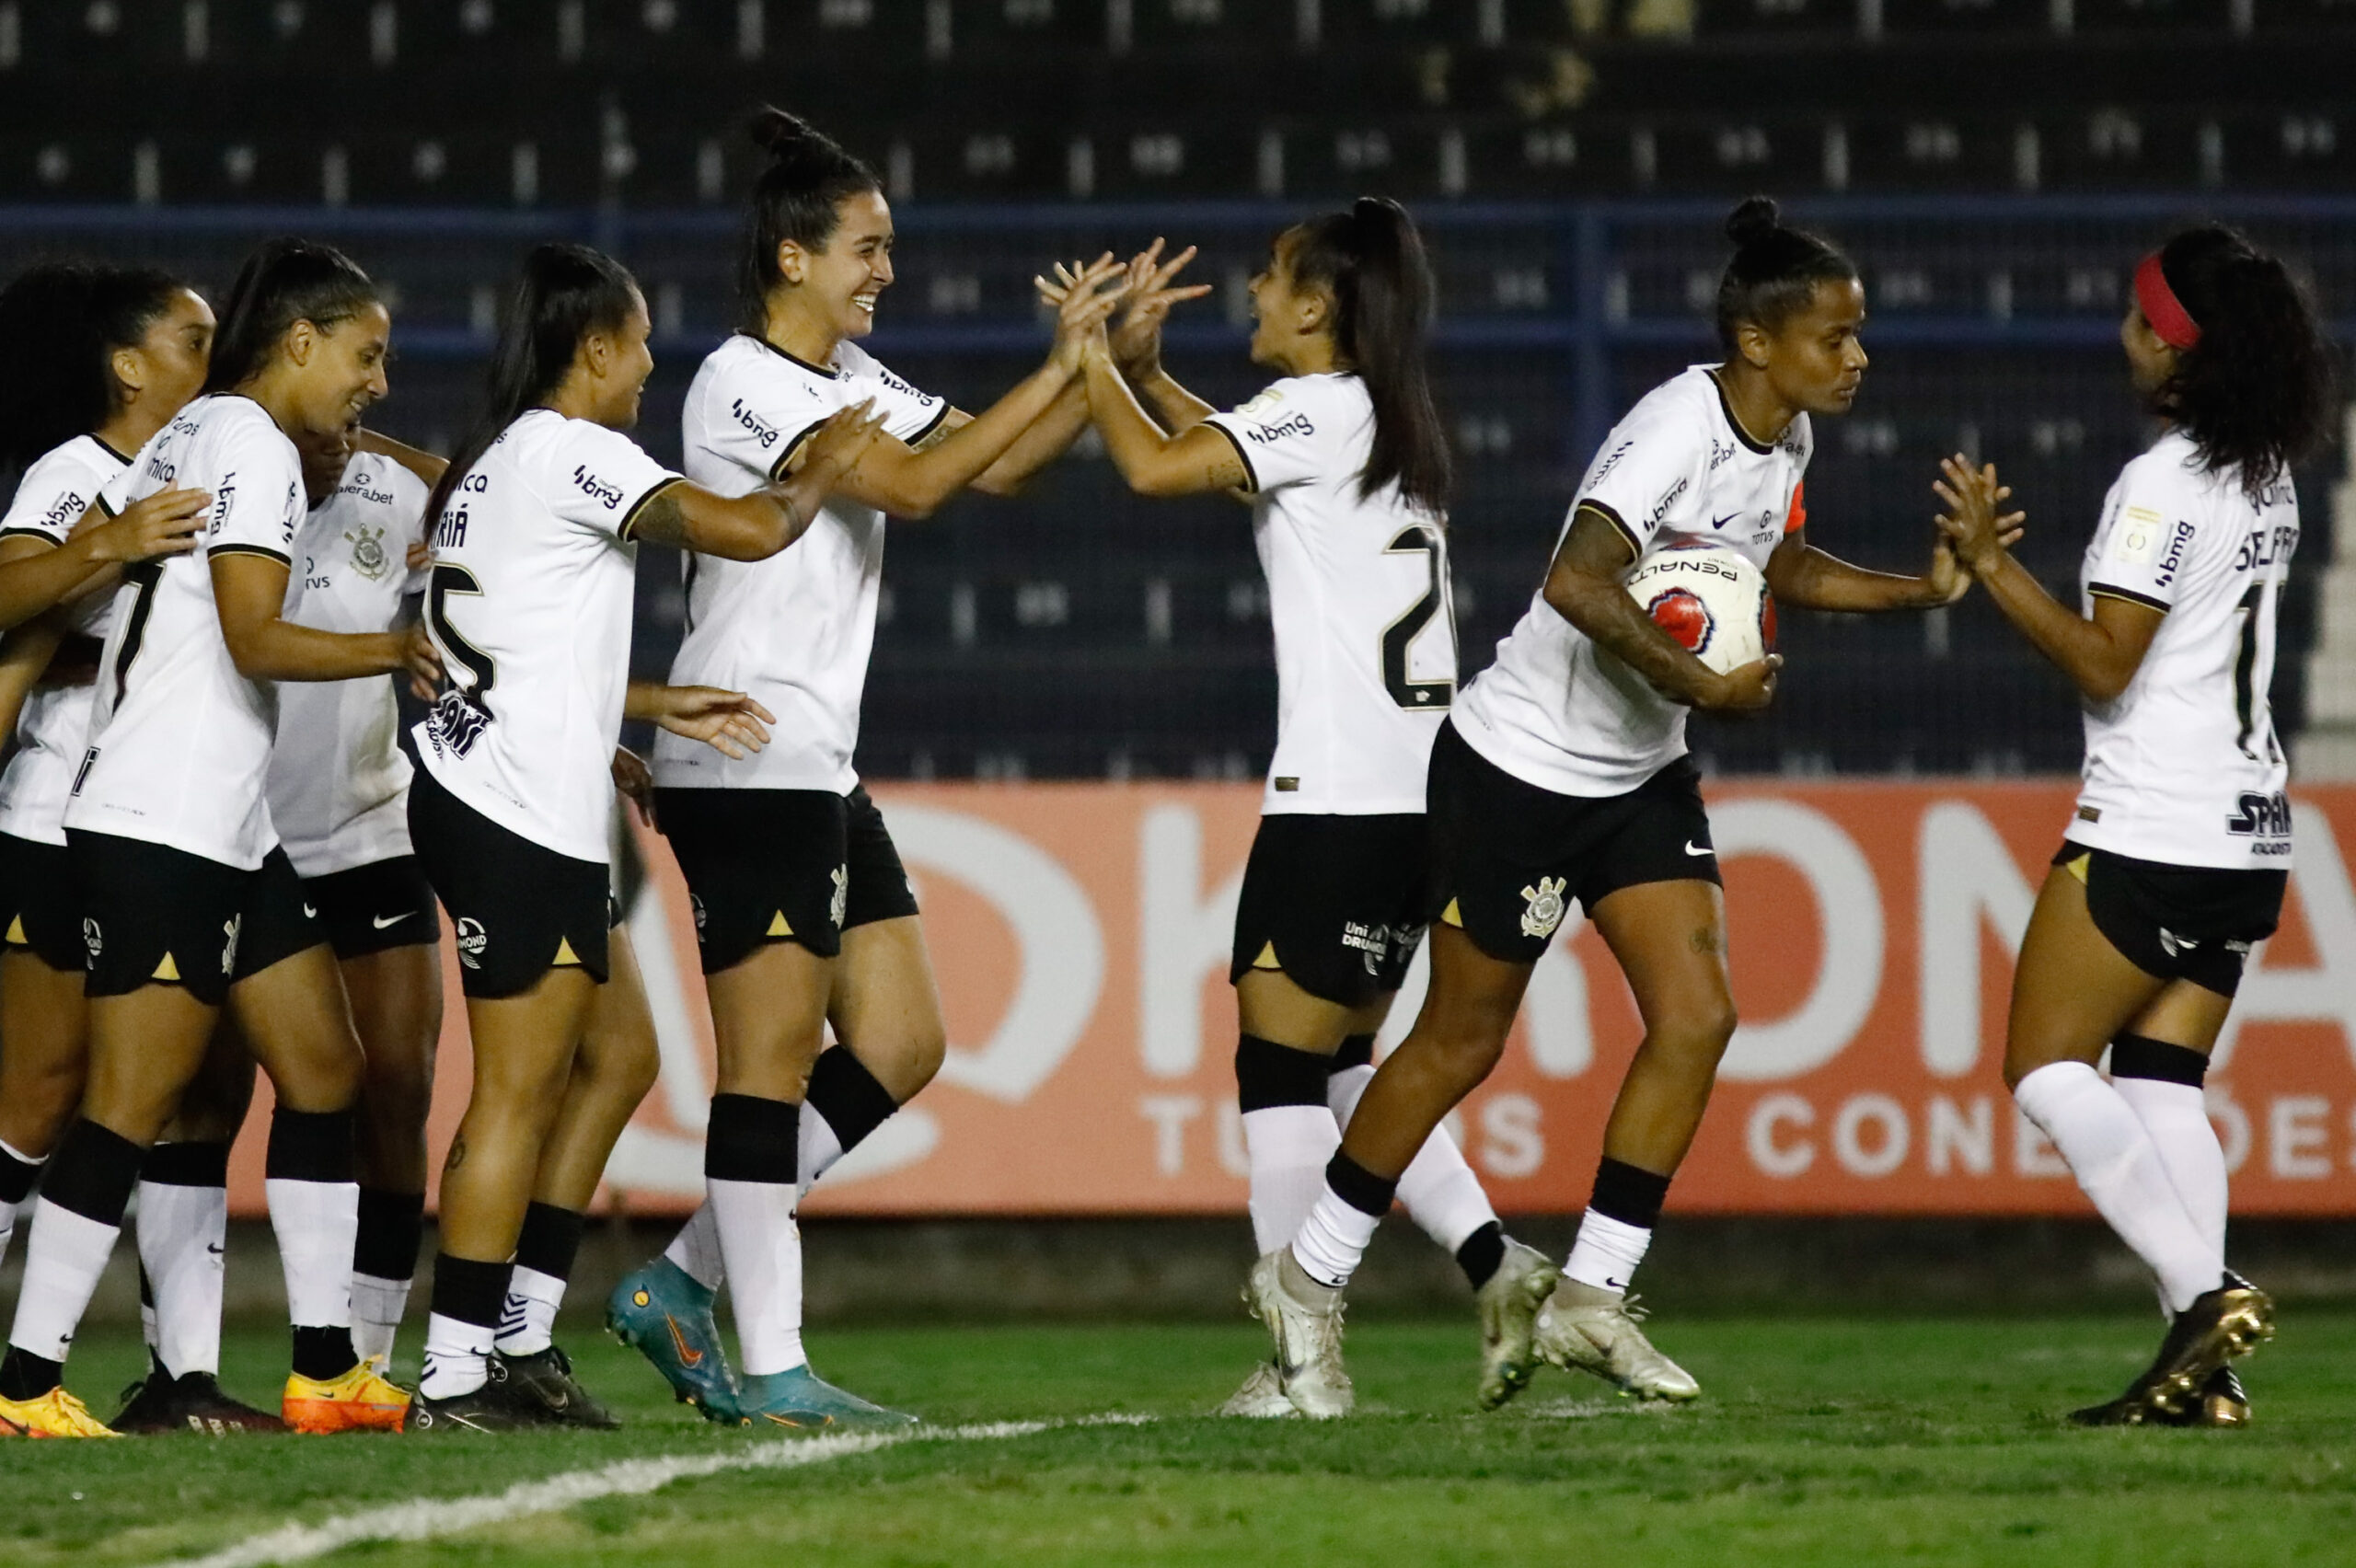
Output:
top-left (301, 905), bottom-right (318, 918)
top-left (664, 1314), bottom-right (705, 1368)
top-left (1684, 841), bottom-right (1715, 857)
top-left (1711, 513), bottom-right (1738, 530)
top-left (371, 912), bottom-right (411, 929)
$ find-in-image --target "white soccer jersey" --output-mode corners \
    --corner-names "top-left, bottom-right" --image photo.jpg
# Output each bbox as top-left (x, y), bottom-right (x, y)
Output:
top-left (2069, 430), bottom-right (2297, 870)
top-left (0, 434), bottom-right (129, 846)
top-left (1201, 373), bottom-right (1454, 814)
top-left (411, 409), bottom-right (680, 865)
top-left (268, 455), bottom-right (433, 878)
top-left (1453, 365), bottom-right (1809, 797)
top-left (64, 396), bottom-right (305, 869)
top-left (653, 334), bottom-right (949, 794)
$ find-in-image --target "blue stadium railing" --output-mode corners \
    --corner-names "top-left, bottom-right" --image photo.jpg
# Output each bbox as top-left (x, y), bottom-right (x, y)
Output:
top-left (3, 194), bottom-right (2349, 778)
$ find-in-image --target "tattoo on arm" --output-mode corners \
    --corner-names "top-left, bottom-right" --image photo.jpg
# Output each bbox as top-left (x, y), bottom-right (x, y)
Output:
top-left (1542, 506), bottom-right (1718, 707)
top-left (625, 489), bottom-right (687, 548)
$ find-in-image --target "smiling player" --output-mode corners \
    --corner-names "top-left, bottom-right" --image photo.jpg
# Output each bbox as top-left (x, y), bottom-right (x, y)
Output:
top-left (1249, 196), bottom-right (1992, 1416)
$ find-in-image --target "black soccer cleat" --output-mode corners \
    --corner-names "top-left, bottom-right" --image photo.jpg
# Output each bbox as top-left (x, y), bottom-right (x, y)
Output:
top-left (496, 1344), bottom-right (621, 1430)
top-left (403, 1357), bottom-right (539, 1435)
top-left (111, 1366), bottom-right (286, 1435)
top-left (2154, 1366), bottom-right (2252, 1428)
top-left (2070, 1280), bottom-right (2274, 1427)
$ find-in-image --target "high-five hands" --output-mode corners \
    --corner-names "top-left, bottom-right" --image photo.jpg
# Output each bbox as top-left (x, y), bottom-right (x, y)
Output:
top-left (1932, 455), bottom-right (2028, 581)
top-left (1037, 253), bottom-right (1130, 375)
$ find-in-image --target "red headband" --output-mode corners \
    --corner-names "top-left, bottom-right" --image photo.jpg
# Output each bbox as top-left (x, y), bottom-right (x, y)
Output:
top-left (2135, 252), bottom-right (2201, 351)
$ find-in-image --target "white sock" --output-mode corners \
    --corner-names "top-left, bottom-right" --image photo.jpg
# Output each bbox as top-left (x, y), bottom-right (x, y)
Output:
top-left (420, 1312), bottom-right (493, 1400)
top-left (798, 1108), bottom-right (847, 1199)
top-left (495, 1264), bottom-right (566, 1357)
top-left (662, 1204), bottom-right (726, 1291)
top-left (351, 1273), bottom-right (412, 1366)
top-left (1242, 1106), bottom-right (1340, 1255)
top-left (137, 1177), bottom-right (228, 1378)
top-left (1291, 1182), bottom-right (1383, 1290)
top-left (2015, 1061), bottom-right (2223, 1313)
top-left (1563, 1208), bottom-right (1651, 1294)
top-left (2111, 1076), bottom-right (2226, 1258)
top-left (1326, 1060), bottom-right (1498, 1258)
top-left (708, 1177), bottom-right (806, 1376)
top-left (265, 1177), bottom-right (360, 1331)
top-left (8, 1198), bottom-right (121, 1363)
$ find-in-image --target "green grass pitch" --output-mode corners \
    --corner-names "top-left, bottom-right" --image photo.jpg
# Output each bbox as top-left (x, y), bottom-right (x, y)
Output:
top-left (9, 1313), bottom-right (2354, 1567)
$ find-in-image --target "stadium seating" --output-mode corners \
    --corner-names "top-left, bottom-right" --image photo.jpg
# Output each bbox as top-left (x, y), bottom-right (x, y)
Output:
top-left (0, 2), bottom-right (2344, 778)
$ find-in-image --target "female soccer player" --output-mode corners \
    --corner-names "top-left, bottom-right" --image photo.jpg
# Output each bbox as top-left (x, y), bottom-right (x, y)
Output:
top-left (0, 239), bottom-right (441, 1438)
top-left (604, 108), bottom-right (1122, 1432)
top-left (1934, 225), bottom-right (2333, 1427)
top-left (1045, 202), bottom-right (1552, 1418)
top-left (401, 241), bottom-right (884, 1433)
top-left (1250, 196), bottom-right (1984, 1416)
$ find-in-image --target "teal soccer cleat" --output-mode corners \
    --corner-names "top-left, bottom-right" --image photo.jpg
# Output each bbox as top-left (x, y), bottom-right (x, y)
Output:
top-left (606, 1258), bottom-right (738, 1422)
top-left (730, 1366), bottom-right (918, 1434)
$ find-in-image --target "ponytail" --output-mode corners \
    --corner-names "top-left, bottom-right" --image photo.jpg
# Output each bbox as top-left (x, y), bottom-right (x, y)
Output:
top-left (2145, 225), bottom-right (2339, 501)
top-left (425, 243), bottom-right (642, 527)
top-left (1287, 196), bottom-right (1452, 515)
top-left (1713, 195), bottom-right (1858, 352)
top-left (736, 106), bottom-right (883, 334)
top-left (0, 261), bottom-right (191, 469)
top-left (205, 237), bottom-right (376, 393)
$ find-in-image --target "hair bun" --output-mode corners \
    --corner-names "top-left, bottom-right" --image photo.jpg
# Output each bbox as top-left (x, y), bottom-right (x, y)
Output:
top-left (748, 106), bottom-right (814, 159)
top-left (1725, 195), bottom-right (1782, 248)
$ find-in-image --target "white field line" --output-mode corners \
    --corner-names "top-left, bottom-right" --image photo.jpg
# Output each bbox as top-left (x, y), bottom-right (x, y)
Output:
top-left (148, 1412), bottom-right (1152, 1568)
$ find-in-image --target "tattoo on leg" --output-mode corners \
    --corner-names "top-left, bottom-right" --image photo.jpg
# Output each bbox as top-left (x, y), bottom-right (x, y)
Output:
top-left (444, 1137), bottom-right (466, 1173)
top-left (1690, 926), bottom-right (1727, 957)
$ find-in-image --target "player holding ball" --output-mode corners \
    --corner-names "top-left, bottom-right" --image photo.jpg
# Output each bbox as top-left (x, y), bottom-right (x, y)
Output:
top-left (1251, 196), bottom-right (2004, 1416)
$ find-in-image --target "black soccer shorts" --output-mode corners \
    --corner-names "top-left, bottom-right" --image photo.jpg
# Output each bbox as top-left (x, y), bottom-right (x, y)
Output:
top-left (302, 854), bottom-right (444, 961)
top-left (70, 832), bottom-right (326, 1007)
top-left (2055, 841), bottom-right (2286, 998)
top-left (410, 766), bottom-right (609, 999)
top-left (0, 832), bottom-right (86, 973)
top-left (655, 784), bottom-right (919, 974)
top-left (1426, 720), bottom-right (1721, 965)
top-left (1229, 813), bottom-right (1430, 1008)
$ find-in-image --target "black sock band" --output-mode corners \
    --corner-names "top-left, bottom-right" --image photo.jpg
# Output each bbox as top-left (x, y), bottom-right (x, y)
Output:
top-left (804, 1047), bottom-right (897, 1153)
top-left (705, 1093), bottom-right (800, 1184)
top-left (265, 1109), bottom-right (353, 1183)
top-left (142, 1140), bottom-right (230, 1188)
top-left (0, 1346), bottom-right (64, 1401)
top-left (429, 1253), bottom-right (512, 1331)
top-left (40, 1121), bottom-right (144, 1226)
top-left (353, 1188), bottom-right (426, 1281)
top-left (514, 1201), bottom-right (586, 1283)
top-left (0, 1144), bottom-right (40, 1205)
top-left (1589, 1157), bottom-right (1672, 1230)
top-left (1235, 1034), bottom-right (1333, 1112)
top-left (2111, 1034), bottom-right (2210, 1089)
top-left (1329, 1033), bottom-right (1377, 1073)
top-left (1323, 1150), bottom-right (1398, 1218)
top-left (1456, 1220), bottom-right (1507, 1290)
top-left (290, 1324), bottom-right (358, 1380)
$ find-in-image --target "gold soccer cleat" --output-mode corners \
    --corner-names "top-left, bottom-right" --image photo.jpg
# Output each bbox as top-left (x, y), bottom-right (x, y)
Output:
top-left (0, 1386), bottom-right (121, 1438)
top-left (1533, 1281), bottom-right (1701, 1402)
top-left (283, 1361), bottom-right (412, 1434)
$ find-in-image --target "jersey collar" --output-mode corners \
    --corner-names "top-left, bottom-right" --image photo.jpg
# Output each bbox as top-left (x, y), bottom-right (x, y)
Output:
top-left (745, 332), bottom-right (840, 381)
top-left (1704, 367), bottom-right (1778, 455)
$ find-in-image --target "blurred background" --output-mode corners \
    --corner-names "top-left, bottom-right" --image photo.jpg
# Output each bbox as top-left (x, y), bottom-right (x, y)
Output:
top-left (4, 0), bottom-right (2352, 783)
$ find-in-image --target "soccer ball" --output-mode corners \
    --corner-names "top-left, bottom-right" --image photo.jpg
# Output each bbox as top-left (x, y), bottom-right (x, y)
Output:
top-left (1623, 546), bottom-right (1776, 675)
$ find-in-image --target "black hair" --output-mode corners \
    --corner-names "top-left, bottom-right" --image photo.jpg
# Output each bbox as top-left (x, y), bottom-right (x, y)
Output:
top-left (736, 107), bottom-right (884, 334)
top-left (2146, 225), bottom-right (2339, 501)
top-left (1713, 196), bottom-right (1860, 352)
top-left (1285, 197), bottom-right (1453, 515)
top-left (204, 237), bottom-right (378, 394)
top-left (426, 243), bottom-right (643, 527)
top-left (0, 261), bottom-right (191, 469)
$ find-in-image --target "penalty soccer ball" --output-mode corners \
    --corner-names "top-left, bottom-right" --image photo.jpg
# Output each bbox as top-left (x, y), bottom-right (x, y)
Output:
top-left (1623, 546), bottom-right (1776, 675)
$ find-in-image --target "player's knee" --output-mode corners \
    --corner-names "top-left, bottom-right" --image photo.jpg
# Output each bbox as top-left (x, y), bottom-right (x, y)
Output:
top-left (1643, 997), bottom-right (1738, 1066)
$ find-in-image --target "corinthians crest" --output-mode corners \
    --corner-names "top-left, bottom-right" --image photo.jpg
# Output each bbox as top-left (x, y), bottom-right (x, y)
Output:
top-left (345, 519), bottom-right (391, 581)
top-left (1519, 876), bottom-right (1567, 940)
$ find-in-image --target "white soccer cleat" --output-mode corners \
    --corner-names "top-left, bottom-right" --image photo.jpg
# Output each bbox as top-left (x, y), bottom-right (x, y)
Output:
top-left (1218, 1360), bottom-right (1299, 1419)
top-left (1533, 1283), bottom-right (1701, 1402)
top-left (1475, 1239), bottom-right (1562, 1410)
top-left (1243, 1250), bottom-right (1354, 1420)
